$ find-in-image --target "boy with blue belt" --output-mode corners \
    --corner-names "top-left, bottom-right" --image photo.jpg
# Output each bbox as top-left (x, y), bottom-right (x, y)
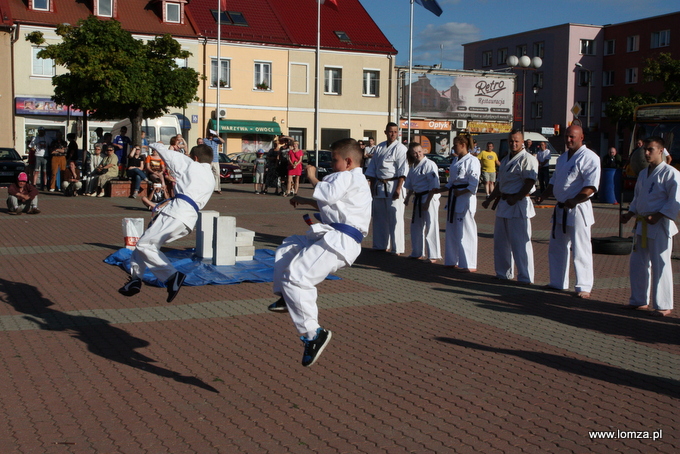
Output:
top-left (268, 138), bottom-right (371, 366)
top-left (119, 143), bottom-right (214, 302)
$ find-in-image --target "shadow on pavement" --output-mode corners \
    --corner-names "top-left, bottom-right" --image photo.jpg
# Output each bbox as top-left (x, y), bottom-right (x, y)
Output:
top-left (435, 337), bottom-right (680, 399)
top-left (0, 278), bottom-right (218, 393)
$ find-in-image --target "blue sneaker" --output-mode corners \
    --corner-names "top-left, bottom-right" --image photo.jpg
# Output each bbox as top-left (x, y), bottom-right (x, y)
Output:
top-left (301, 328), bottom-right (332, 367)
top-left (166, 271), bottom-right (186, 303)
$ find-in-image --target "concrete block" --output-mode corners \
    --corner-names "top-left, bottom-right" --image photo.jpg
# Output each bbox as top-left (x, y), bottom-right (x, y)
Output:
top-left (235, 227), bottom-right (255, 246)
top-left (236, 245), bottom-right (255, 257)
top-left (196, 211), bottom-right (220, 260)
top-left (213, 215), bottom-right (236, 266)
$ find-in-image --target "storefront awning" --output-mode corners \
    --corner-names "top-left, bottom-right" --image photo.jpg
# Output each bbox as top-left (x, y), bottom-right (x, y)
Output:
top-left (208, 119), bottom-right (281, 135)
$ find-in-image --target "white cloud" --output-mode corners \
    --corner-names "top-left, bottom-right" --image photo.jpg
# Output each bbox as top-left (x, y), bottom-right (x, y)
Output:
top-left (410, 22), bottom-right (481, 67)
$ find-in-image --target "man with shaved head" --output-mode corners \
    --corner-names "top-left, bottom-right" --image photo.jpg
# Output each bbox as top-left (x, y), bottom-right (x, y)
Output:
top-left (536, 125), bottom-right (600, 298)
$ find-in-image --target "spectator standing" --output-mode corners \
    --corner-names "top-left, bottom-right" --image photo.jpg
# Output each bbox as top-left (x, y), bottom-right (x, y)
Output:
top-left (49, 132), bottom-right (68, 192)
top-left (478, 142), bottom-right (500, 198)
top-left (140, 131), bottom-right (149, 155)
top-left (176, 134), bottom-right (187, 154)
top-left (482, 130), bottom-right (538, 284)
top-left (620, 137), bottom-right (680, 317)
top-left (29, 127), bottom-right (48, 189)
top-left (61, 160), bottom-right (82, 197)
top-left (536, 141), bottom-right (552, 194)
top-left (203, 130), bottom-right (224, 194)
top-left (536, 125), bottom-right (600, 298)
top-left (286, 140), bottom-right (304, 196)
top-left (602, 147), bottom-right (623, 169)
top-left (363, 137), bottom-right (376, 171)
top-left (66, 133), bottom-right (79, 163)
top-left (254, 150), bottom-right (267, 194)
top-left (112, 126), bottom-right (131, 172)
top-left (264, 139), bottom-right (282, 195)
top-left (365, 122), bottom-right (409, 255)
top-left (7, 172), bottom-right (40, 214)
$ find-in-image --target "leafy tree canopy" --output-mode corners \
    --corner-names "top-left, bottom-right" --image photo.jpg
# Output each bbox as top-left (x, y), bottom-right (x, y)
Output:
top-left (604, 90), bottom-right (655, 131)
top-left (26, 16), bottom-right (200, 144)
top-left (643, 52), bottom-right (680, 103)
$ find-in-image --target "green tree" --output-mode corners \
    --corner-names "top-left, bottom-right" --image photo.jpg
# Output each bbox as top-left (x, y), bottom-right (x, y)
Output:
top-left (26, 16), bottom-right (199, 146)
top-left (604, 90), bottom-right (655, 132)
top-left (643, 52), bottom-right (680, 102)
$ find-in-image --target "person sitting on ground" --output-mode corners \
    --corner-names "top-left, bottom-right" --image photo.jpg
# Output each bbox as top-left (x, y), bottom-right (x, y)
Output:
top-left (91, 145), bottom-right (119, 197)
top-left (7, 172), bottom-right (40, 214)
top-left (126, 146), bottom-right (147, 198)
top-left (61, 160), bottom-right (82, 197)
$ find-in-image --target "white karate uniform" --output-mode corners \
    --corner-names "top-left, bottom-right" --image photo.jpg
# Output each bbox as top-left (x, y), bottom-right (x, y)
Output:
top-left (131, 143), bottom-right (214, 282)
top-left (404, 157), bottom-right (441, 260)
top-left (273, 167), bottom-right (371, 338)
top-left (548, 145), bottom-right (600, 292)
top-left (627, 162), bottom-right (680, 310)
top-left (444, 153), bottom-right (480, 269)
top-left (494, 149), bottom-right (537, 283)
top-left (365, 140), bottom-right (409, 253)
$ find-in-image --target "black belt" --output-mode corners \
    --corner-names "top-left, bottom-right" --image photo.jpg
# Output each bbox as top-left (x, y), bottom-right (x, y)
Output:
top-left (372, 177), bottom-right (400, 196)
top-left (551, 202), bottom-right (567, 238)
top-left (447, 184), bottom-right (468, 223)
top-left (411, 191), bottom-right (430, 223)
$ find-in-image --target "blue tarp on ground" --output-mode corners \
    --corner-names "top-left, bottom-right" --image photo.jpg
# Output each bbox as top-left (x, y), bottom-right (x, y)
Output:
top-left (104, 248), bottom-right (339, 288)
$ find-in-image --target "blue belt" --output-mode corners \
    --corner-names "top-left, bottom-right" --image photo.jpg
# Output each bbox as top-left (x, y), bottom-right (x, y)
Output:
top-left (304, 213), bottom-right (363, 243)
top-left (152, 193), bottom-right (200, 214)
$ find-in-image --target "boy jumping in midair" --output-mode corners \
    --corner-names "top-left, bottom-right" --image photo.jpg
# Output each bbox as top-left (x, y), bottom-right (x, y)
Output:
top-left (268, 138), bottom-right (371, 366)
top-left (119, 143), bottom-right (214, 302)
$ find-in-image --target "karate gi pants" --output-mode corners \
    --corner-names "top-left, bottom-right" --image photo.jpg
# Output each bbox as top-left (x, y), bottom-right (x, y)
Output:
top-left (445, 210), bottom-right (477, 269)
top-left (629, 235), bottom-right (674, 310)
top-left (273, 234), bottom-right (346, 339)
top-left (549, 221), bottom-right (593, 293)
top-left (372, 197), bottom-right (405, 254)
top-left (494, 216), bottom-right (534, 283)
top-left (410, 198), bottom-right (441, 260)
top-left (131, 213), bottom-right (189, 283)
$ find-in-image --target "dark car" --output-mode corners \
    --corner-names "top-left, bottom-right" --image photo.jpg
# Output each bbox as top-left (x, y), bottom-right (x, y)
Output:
top-left (425, 153), bottom-right (452, 183)
top-left (218, 153), bottom-right (243, 183)
top-left (0, 148), bottom-right (27, 186)
top-left (233, 151), bottom-right (258, 182)
top-left (303, 150), bottom-right (333, 181)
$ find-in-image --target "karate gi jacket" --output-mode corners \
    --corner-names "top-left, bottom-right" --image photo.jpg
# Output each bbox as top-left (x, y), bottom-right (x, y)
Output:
top-left (629, 161), bottom-right (680, 239)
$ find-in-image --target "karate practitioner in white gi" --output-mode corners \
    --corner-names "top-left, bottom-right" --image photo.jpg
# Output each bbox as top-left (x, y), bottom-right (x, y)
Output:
top-left (119, 143), bottom-right (215, 303)
top-left (620, 136), bottom-right (680, 316)
top-left (433, 134), bottom-right (480, 271)
top-left (536, 125), bottom-right (600, 298)
top-left (268, 139), bottom-right (371, 366)
top-left (483, 130), bottom-right (537, 283)
top-left (365, 122), bottom-right (409, 254)
top-left (404, 142), bottom-right (441, 262)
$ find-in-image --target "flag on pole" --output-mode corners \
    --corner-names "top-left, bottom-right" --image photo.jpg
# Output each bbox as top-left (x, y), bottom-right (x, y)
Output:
top-left (220, 0), bottom-right (227, 11)
top-left (320, 0), bottom-right (338, 10)
top-left (414, 0), bottom-right (443, 17)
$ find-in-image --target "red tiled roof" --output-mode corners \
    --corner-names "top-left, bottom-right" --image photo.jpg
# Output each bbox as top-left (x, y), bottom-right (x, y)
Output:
top-left (188, 0), bottom-right (397, 55)
top-left (7, 0), bottom-right (197, 38)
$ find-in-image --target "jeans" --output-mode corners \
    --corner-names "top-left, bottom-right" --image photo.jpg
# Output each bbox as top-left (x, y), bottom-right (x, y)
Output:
top-left (127, 168), bottom-right (147, 192)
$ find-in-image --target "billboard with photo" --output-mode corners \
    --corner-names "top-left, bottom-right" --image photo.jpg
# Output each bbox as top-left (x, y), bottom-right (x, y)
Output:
top-left (400, 71), bottom-right (515, 123)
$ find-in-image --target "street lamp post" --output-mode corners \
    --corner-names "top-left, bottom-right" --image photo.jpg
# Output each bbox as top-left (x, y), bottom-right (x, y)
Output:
top-left (506, 55), bottom-right (543, 133)
top-left (575, 63), bottom-right (592, 130)
top-left (532, 84), bottom-right (539, 131)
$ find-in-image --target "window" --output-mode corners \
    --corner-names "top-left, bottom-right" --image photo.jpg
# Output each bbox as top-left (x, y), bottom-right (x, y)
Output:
top-left (651, 30), bottom-right (670, 48)
top-left (580, 39), bottom-right (595, 55)
top-left (627, 35), bottom-right (639, 52)
top-left (497, 48), bottom-right (508, 66)
top-left (602, 71), bottom-right (614, 87)
top-left (32, 0), bottom-right (49, 11)
top-left (210, 10), bottom-right (248, 26)
top-left (625, 68), bottom-right (638, 84)
top-left (363, 70), bottom-right (379, 97)
top-left (97, 0), bottom-right (113, 17)
top-left (532, 72), bottom-right (543, 89)
top-left (324, 67), bottom-right (342, 95)
top-left (32, 47), bottom-right (54, 77)
top-left (334, 31), bottom-right (351, 43)
top-left (604, 39), bottom-right (615, 55)
top-left (531, 101), bottom-right (543, 119)
top-left (578, 70), bottom-right (591, 87)
top-left (482, 51), bottom-right (492, 67)
top-left (601, 102), bottom-right (608, 117)
top-left (533, 41), bottom-right (544, 58)
top-left (516, 44), bottom-right (527, 56)
top-left (210, 58), bottom-right (230, 88)
top-left (166, 3), bottom-right (180, 23)
top-left (254, 62), bottom-right (272, 90)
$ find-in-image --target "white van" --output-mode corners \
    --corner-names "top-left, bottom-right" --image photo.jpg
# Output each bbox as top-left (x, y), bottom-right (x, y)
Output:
top-left (474, 131), bottom-right (560, 169)
top-left (111, 115), bottom-right (181, 146)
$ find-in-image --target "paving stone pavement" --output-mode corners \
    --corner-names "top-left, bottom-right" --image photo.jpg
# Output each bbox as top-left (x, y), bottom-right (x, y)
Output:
top-left (0, 184), bottom-right (678, 454)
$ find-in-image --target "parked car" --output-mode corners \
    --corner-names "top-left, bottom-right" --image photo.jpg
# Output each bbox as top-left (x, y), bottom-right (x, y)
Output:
top-left (218, 153), bottom-right (243, 183)
top-left (424, 153), bottom-right (451, 183)
top-left (303, 150), bottom-right (333, 181)
top-left (0, 148), bottom-right (27, 186)
top-left (233, 151), bottom-right (258, 182)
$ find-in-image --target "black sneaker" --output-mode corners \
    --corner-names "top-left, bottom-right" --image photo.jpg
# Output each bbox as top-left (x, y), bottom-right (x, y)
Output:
top-left (267, 297), bottom-right (288, 313)
top-left (166, 271), bottom-right (186, 303)
top-left (301, 328), bottom-right (332, 367)
top-left (119, 277), bottom-right (142, 297)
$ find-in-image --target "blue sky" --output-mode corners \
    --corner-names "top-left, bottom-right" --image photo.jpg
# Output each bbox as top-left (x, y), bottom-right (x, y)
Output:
top-left (360, 0), bottom-right (679, 68)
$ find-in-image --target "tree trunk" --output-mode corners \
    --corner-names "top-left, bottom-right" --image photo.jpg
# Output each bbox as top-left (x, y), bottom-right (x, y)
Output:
top-left (131, 107), bottom-right (144, 147)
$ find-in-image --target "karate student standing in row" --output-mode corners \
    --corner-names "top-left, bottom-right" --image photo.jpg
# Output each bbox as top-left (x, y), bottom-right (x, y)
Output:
top-left (621, 136), bottom-right (680, 316)
top-left (404, 142), bottom-right (442, 263)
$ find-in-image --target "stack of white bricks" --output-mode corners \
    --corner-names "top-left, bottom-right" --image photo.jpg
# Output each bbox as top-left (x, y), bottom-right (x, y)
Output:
top-left (196, 211), bottom-right (256, 266)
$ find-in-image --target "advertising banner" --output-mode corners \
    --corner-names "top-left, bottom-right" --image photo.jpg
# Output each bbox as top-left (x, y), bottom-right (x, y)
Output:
top-left (15, 97), bottom-right (84, 117)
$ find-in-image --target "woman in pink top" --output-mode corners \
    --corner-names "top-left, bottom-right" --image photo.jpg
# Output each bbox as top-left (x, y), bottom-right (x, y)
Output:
top-left (286, 140), bottom-right (304, 196)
